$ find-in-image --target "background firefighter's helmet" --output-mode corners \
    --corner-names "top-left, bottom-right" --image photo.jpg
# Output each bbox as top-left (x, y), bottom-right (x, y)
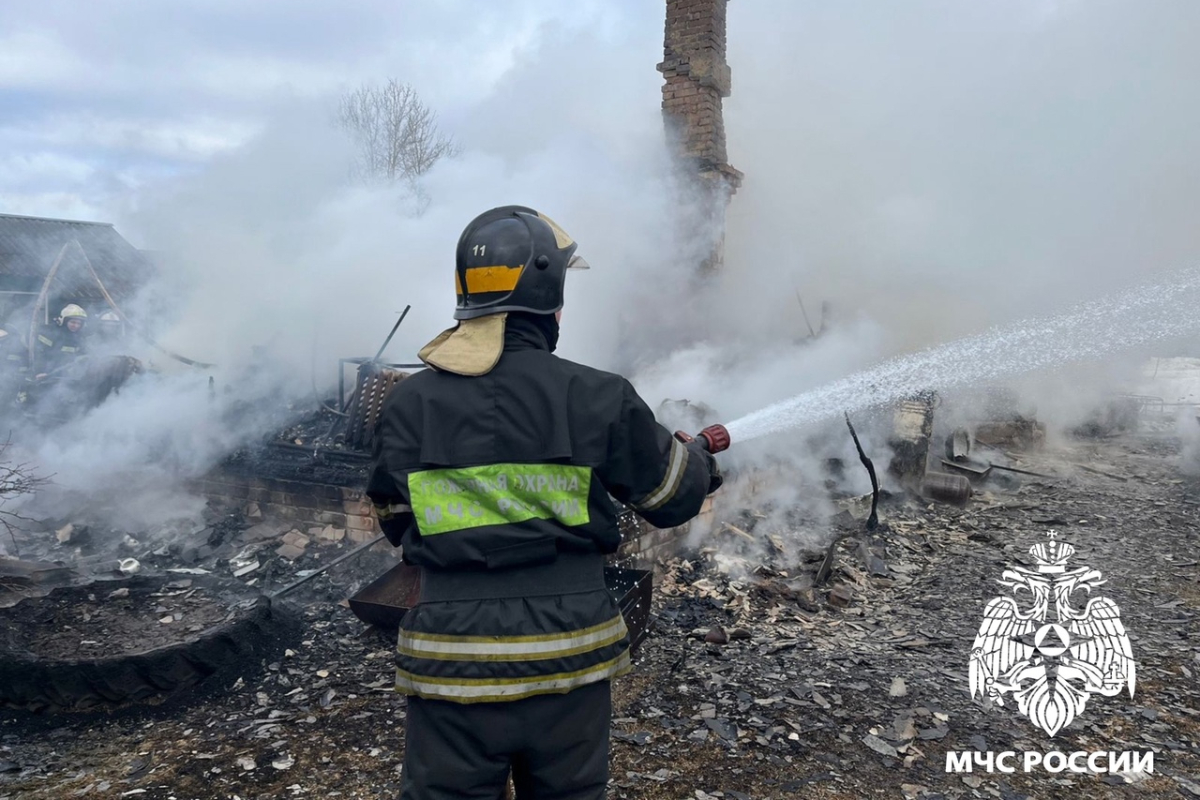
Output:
top-left (98, 311), bottom-right (122, 338)
top-left (452, 206), bottom-right (587, 321)
top-left (58, 304), bottom-right (87, 325)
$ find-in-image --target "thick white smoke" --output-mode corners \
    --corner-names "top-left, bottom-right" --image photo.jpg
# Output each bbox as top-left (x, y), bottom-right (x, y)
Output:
top-left (6, 1), bottom-right (1200, 551)
top-left (7, 12), bottom-right (706, 539)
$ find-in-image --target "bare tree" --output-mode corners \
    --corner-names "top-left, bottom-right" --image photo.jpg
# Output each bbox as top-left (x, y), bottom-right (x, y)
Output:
top-left (0, 436), bottom-right (48, 558)
top-left (338, 79), bottom-right (459, 183)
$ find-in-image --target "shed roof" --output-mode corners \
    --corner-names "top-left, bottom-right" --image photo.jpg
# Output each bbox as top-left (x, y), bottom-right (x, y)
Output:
top-left (0, 213), bottom-right (155, 300)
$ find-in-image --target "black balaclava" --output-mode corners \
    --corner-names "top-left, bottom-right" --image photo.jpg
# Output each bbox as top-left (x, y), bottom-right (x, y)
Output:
top-left (505, 311), bottom-right (560, 353)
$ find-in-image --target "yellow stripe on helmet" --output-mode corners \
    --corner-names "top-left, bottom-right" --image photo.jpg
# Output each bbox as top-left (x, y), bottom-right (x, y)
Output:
top-left (457, 265), bottom-right (524, 295)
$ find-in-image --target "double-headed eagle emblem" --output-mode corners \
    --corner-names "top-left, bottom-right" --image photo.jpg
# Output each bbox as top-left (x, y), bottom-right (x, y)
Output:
top-left (969, 533), bottom-right (1135, 736)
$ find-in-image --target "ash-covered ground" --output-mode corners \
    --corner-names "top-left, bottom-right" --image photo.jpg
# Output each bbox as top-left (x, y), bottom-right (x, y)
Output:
top-left (1, 434), bottom-right (1198, 800)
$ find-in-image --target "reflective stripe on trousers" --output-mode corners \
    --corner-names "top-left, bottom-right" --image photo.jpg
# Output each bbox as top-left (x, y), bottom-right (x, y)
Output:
top-left (397, 613), bottom-right (627, 661)
top-left (395, 649), bottom-right (632, 703)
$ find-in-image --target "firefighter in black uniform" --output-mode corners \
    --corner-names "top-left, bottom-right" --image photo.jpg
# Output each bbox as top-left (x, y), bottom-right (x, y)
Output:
top-left (34, 304), bottom-right (88, 375)
top-left (367, 206), bottom-right (722, 800)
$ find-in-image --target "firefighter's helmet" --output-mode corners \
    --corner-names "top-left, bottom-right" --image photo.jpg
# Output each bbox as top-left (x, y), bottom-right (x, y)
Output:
top-left (452, 206), bottom-right (588, 321)
top-left (58, 304), bottom-right (87, 325)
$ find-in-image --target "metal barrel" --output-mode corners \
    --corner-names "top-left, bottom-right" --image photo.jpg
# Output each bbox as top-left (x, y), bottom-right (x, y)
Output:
top-left (920, 471), bottom-right (973, 505)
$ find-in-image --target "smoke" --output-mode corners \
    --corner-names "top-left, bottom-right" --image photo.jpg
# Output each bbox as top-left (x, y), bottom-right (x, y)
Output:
top-left (9, 2), bottom-right (1200, 561)
top-left (644, 0), bottom-right (1200, 438)
top-left (8, 11), bottom-right (710, 540)
top-left (16, 362), bottom-right (301, 534)
top-left (624, 0), bottom-right (1200, 571)
top-left (723, 0), bottom-right (1200, 343)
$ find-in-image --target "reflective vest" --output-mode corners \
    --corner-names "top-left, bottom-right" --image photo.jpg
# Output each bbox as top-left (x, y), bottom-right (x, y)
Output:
top-left (35, 326), bottom-right (85, 371)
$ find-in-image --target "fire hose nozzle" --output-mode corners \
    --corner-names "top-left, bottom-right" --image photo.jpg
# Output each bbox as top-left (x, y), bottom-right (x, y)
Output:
top-left (673, 423), bottom-right (731, 454)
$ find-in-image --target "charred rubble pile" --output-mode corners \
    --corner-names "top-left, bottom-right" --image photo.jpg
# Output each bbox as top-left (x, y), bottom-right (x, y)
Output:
top-left (0, 356), bottom-right (417, 723)
top-left (1, 497), bottom-right (393, 603)
top-left (0, 400), bottom-right (1197, 797)
top-left (603, 426), bottom-right (1200, 799)
top-left (2, 433), bottom-right (1185, 798)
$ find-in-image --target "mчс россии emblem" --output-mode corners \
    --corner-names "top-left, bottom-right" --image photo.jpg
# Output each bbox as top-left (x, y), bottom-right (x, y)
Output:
top-left (969, 533), bottom-right (1135, 736)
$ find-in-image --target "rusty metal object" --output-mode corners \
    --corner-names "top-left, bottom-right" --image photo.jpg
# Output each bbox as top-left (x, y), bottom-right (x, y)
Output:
top-left (945, 428), bottom-right (971, 460)
top-left (343, 364), bottom-right (409, 451)
top-left (940, 458), bottom-right (992, 480)
top-left (1072, 394), bottom-right (1149, 438)
top-left (347, 561), bottom-right (422, 628)
top-left (920, 472), bottom-right (973, 505)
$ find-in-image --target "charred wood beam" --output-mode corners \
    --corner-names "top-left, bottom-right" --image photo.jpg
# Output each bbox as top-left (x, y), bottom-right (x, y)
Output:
top-left (844, 412), bottom-right (879, 531)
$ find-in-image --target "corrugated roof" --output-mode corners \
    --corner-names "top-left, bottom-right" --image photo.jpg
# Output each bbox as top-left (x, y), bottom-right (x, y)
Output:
top-left (0, 213), bottom-right (155, 300)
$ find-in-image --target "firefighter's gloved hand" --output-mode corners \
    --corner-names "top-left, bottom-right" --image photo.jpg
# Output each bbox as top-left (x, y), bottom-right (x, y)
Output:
top-left (684, 439), bottom-right (723, 494)
top-left (372, 502), bottom-right (412, 548)
top-left (381, 523), bottom-right (405, 548)
top-left (705, 452), bottom-right (724, 494)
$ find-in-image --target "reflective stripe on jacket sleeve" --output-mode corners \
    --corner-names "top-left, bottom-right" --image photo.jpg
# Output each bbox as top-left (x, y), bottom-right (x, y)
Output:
top-left (373, 502), bottom-right (412, 521)
top-left (630, 436), bottom-right (688, 512)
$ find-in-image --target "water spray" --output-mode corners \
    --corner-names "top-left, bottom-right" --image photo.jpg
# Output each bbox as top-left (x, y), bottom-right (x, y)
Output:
top-left (721, 268), bottom-right (1200, 444)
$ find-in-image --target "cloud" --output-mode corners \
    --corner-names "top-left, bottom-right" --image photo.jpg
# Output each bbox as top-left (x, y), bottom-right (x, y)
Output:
top-left (0, 1), bottom-right (646, 219)
top-left (0, 28), bottom-right (91, 91)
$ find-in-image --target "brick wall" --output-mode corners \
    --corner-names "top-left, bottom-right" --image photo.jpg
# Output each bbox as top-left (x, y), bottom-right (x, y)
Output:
top-left (659, 0), bottom-right (734, 170)
top-left (197, 470), bottom-right (380, 544)
top-left (614, 496), bottom-right (714, 571)
top-left (658, 0), bottom-right (743, 274)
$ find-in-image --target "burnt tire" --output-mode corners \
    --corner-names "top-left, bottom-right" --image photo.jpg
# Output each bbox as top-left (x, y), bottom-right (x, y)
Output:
top-left (0, 577), bottom-right (297, 714)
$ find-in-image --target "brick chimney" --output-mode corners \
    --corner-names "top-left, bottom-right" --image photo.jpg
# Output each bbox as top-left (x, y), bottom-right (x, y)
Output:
top-left (658, 0), bottom-right (743, 271)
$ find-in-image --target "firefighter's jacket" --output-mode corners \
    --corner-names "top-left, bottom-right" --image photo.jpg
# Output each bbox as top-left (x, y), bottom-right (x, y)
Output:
top-left (366, 316), bottom-right (716, 704)
top-left (35, 325), bottom-right (85, 373)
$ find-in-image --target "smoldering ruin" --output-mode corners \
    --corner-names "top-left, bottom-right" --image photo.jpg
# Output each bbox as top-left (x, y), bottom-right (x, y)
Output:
top-left (3, 2), bottom-right (1200, 799)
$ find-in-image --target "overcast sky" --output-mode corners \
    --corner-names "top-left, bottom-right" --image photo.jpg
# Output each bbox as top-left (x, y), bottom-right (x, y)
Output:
top-left (0, 0), bottom-right (659, 223)
top-left (3, 1), bottom-right (1199, 388)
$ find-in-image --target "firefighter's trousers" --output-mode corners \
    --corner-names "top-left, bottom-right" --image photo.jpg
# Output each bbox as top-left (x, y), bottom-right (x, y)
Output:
top-left (400, 679), bottom-right (611, 800)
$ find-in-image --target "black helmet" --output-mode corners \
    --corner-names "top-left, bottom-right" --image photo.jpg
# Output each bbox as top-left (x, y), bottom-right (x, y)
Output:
top-left (453, 206), bottom-right (588, 320)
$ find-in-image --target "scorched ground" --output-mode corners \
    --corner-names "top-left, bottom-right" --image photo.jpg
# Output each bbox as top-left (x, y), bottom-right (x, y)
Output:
top-left (1, 435), bottom-right (1198, 800)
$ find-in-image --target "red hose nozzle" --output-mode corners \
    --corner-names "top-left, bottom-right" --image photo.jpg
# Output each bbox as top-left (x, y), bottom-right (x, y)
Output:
top-left (698, 423), bottom-right (731, 454)
top-left (674, 423), bottom-right (731, 454)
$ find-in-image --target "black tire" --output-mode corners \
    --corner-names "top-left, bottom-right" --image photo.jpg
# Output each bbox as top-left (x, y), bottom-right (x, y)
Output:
top-left (0, 575), bottom-right (297, 713)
